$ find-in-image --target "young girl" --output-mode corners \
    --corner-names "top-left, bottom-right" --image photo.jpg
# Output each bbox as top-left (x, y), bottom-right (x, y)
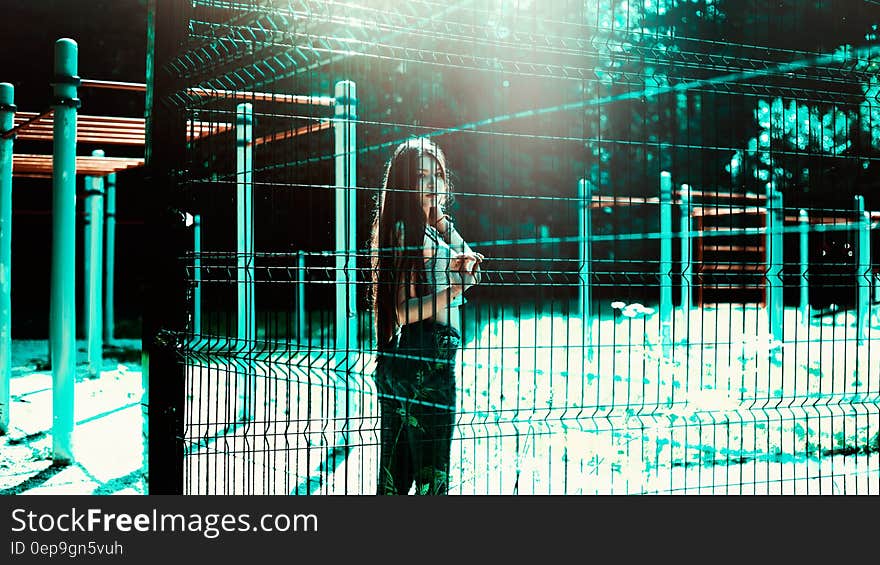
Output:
top-left (369, 138), bottom-right (483, 495)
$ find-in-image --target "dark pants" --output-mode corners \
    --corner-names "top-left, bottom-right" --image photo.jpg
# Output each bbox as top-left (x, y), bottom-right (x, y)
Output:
top-left (375, 320), bottom-right (460, 495)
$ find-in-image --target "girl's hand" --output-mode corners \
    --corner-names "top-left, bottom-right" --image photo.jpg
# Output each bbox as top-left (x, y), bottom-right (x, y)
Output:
top-left (430, 206), bottom-right (452, 236)
top-left (450, 251), bottom-right (483, 291)
top-left (449, 251), bottom-right (481, 274)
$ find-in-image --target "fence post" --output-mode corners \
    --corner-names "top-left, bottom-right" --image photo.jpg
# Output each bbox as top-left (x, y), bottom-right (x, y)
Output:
top-left (104, 172), bottom-right (116, 342)
top-left (236, 103), bottom-right (254, 345)
top-left (334, 80), bottom-right (357, 456)
top-left (799, 209), bottom-right (809, 326)
top-left (84, 152), bottom-right (105, 378)
top-left (577, 179), bottom-right (592, 357)
top-left (0, 82), bottom-right (14, 435)
top-left (235, 102), bottom-right (255, 422)
top-left (660, 171), bottom-right (673, 356)
top-left (193, 214), bottom-right (201, 335)
top-left (51, 38), bottom-right (79, 463)
top-left (296, 250), bottom-right (305, 343)
top-left (334, 80), bottom-right (357, 357)
top-left (680, 184), bottom-right (692, 316)
top-left (766, 189), bottom-right (784, 343)
top-left (855, 195), bottom-right (870, 344)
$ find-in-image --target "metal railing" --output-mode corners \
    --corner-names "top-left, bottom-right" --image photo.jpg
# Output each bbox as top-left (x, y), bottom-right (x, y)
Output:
top-left (146, 0), bottom-right (880, 495)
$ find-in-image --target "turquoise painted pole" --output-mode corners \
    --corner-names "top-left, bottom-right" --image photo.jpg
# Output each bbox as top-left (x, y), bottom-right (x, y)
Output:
top-left (84, 152), bottom-right (105, 378)
top-left (855, 196), bottom-right (870, 344)
top-left (82, 175), bottom-right (92, 340)
top-left (729, 152), bottom-right (742, 187)
top-left (0, 83), bottom-right (14, 435)
top-left (799, 209), bottom-right (809, 325)
top-left (334, 80), bottom-right (357, 454)
top-left (104, 172), bottom-right (116, 342)
top-left (193, 214), bottom-right (201, 335)
top-left (680, 184), bottom-right (692, 314)
top-left (51, 38), bottom-right (79, 463)
top-left (767, 190), bottom-right (784, 342)
top-left (296, 250), bottom-right (305, 343)
top-left (334, 80), bottom-right (357, 356)
top-left (235, 102), bottom-right (255, 422)
top-left (236, 103), bottom-right (254, 346)
top-left (577, 179), bottom-right (592, 358)
top-left (659, 172), bottom-right (673, 355)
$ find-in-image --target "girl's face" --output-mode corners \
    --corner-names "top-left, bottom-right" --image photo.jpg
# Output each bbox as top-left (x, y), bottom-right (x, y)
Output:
top-left (416, 153), bottom-right (447, 223)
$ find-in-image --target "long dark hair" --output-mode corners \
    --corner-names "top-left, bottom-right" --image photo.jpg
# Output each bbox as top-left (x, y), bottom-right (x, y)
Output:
top-left (369, 138), bottom-right (451, 351)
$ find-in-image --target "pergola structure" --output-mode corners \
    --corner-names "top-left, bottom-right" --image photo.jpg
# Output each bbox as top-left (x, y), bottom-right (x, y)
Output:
top-left (5, 79), bottom-right (241, 178)
top-left (6, 80), bottom-right (333, 177)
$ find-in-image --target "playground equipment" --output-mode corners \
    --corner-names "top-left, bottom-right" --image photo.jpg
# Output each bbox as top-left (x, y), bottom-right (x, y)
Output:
top-left (84, 150), bottom-right (106, 377)
top-left (0, 39), bottom-right (217, 458)
top-left (50, 39), bottom-right (79, 461)
top-left (579, 171), bottom-right (879, 347)
top-left (0, 39), bottom-right (142, 456)
top-left (0, 83), bottom-right (13, 436)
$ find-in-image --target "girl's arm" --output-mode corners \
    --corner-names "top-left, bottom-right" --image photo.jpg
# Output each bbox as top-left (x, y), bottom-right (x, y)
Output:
top-left (436, 215), bottom-right (484, 281)
top-left (396, 283), bottom-right (464, 326)
top-left (394, 232), bottom-right (466, 326)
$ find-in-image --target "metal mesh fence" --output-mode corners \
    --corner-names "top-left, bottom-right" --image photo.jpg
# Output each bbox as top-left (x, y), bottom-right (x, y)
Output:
top-left (149, 0), bottom-right (880, 494)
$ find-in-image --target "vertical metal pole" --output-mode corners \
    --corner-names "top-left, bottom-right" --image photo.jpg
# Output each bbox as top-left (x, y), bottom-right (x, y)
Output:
top-left (578, 179), bottom-right (592, 357)
top-left (145, 0), bottom-right (191, 494)
top-left (236, 103), bottom-right (254, 345)
top-left (84, 152), bottom-right (104, 378)
top-left (660, 172), bottom-right (673, 355)
top-left (799, 209), bottom-right (809, 325)
top-left (729, 152), bottom-right (741, 187)
top-left (855, 196), bottom-right (870, 344)
top-left (104, 172), bottom-right (116, 342)
top-left (767, 190), bottom-right (784, 342)
top-left (334, 80), bottom-right (357, 356)
top-left (334, 80), bottom-right (357, 457)
top-left (235, 102), bottom-right (255, 422)
top-left (51, 38), bottom-right (79, 463)
top-left (0, 83), bottom-right (14, 435)
top-left (680, 184), bottom-right (692, 314)
top-left (193, 214), bottom-right (201, 335)
top-left (82, 175), bottom-right (92, 340)
top-left (296, 250), bottom-right (305, 343)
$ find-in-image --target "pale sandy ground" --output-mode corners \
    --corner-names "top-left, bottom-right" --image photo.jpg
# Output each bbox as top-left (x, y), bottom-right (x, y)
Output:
top-left (0, 339), bottom-right (143, 495)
